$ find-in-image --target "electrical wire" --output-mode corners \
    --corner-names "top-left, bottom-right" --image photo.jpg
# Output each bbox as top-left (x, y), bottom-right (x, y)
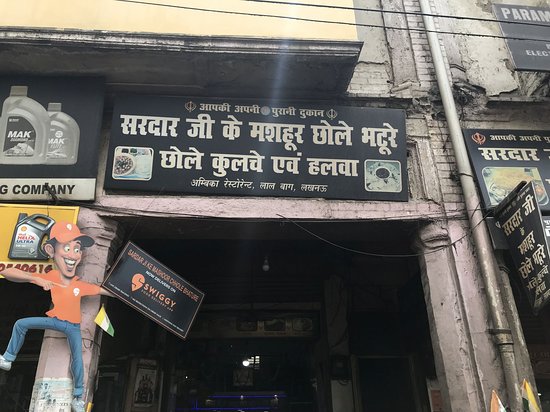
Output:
top-left (276, 210), bottom-right (489, 259)
top-left (244, 0), bottom-right (550, 30)
top-left (114, 0), bottom-right (550, 43)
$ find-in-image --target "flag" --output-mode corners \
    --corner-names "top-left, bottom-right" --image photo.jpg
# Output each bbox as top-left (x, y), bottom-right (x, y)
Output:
top-left (521, 379), bottom-right (541, 412)
top-left (490, 390), bottom-right (507, 412)
top-left (94, 305), bottom-right (114, 337)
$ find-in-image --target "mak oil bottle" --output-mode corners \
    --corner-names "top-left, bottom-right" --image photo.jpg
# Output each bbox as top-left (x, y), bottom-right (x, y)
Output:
top-left (46, 102), bottom-right (80, 165)
top-left (0, 86), bottom-right (49, 165)
top-left (8, 213), bottom-right (55, 260)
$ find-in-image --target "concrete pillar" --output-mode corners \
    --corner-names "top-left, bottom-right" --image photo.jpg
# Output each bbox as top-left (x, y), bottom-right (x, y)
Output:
top-left (414, 221), bottom-right (487, 412)
top-left (30, 208), bottom-right (123, 409)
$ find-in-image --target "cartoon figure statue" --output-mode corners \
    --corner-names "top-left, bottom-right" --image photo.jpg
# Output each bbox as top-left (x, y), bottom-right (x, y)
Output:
top-left (0, 221), bottom-right (114, 412)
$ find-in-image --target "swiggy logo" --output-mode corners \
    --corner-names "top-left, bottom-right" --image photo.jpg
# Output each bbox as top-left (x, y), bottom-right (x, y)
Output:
top-left (132, 273), bottom-right (145, 291)
top-left (130, 273), bottom-right (176, 310)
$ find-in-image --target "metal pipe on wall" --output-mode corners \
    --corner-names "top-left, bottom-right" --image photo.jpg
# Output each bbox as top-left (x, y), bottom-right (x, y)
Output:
top-left (416, 0), bottom-right (522, 409)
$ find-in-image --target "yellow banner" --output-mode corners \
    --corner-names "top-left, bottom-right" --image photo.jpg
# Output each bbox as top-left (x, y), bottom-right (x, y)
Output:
top-left (0, 204), bottom-right (79, 276)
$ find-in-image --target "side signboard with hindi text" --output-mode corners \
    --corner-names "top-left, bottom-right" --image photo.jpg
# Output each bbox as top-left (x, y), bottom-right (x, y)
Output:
top-left (104, 96), bottom-right (408, 201)
top-left (102, 242), bottom-right (204, 339)
top-left (495, 182), bottom-right (550, 314)
top-left (463, 129), bottom-right (550, 213)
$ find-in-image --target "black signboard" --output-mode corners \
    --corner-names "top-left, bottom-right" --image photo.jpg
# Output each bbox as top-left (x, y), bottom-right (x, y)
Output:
top-left (0, 77), bottom-right (104, 201)
top-left (493, 4), bottom-right (550, 72)
top-left (104, 96), bottom-right (408, 201)
top-left (495, 182), bottom-right (550, 314)
top-left (462, 129), bottom-right (550, 213)
top-left (102, 242), bottom-right (204, 339)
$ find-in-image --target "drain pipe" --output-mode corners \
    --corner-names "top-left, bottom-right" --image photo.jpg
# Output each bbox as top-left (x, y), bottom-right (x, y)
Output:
top-left (417, 0), bottom-right (521, 410)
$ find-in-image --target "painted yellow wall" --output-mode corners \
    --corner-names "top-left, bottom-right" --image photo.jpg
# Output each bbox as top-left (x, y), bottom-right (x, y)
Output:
top-left (0, 0), bottom-right (358, 40)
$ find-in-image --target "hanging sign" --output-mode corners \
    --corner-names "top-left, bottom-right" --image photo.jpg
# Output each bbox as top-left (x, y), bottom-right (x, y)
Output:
top-left (102, 242), bottom-right (204, 339)
top-left (495, 182), bottom-right (550, 314)
top-left (104, 96), bottom-right (408, 201)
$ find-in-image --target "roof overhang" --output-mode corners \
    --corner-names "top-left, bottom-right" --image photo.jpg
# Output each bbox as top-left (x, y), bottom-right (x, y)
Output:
top-left (0, 28), bottom-right (362, 99)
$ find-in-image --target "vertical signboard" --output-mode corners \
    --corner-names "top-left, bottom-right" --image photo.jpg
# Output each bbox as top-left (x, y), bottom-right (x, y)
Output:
top-left (104, 96), bottom-right (408, 201)
top-left (493, 4), bottom-right (550, 72)
top-left (0, 77), bottom-right (104, 201)
top-left (495, 182), bottom-right (550, 314)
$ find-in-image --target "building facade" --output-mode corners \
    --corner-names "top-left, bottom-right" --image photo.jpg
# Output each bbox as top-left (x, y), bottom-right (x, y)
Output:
top-left (0, 0), bottom-right (549, 411)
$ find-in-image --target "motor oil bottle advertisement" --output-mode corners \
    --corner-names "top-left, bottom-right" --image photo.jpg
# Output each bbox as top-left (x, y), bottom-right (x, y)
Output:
top-left (0, 204), bottom-right (79, 276)
top-left (0, 77), bottom-right (104, 201)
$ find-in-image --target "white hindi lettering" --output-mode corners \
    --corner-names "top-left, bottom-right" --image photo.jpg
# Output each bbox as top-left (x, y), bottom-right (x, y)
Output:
top-left (361, 123), bottom-right (398, 155)
top-left (234, 105), bottom-right (260, 114)
top-left (224, 178), bottom-right (254, 189)
top-left (259, 182), bottom-right (276, 190)
top-left (186, 113), bottom-right (215, 139)
top-left (199, 103), bottom-right (231, 112)
top-left (271, 155), bottom-right (301, 175)
top-left (300, 184), bottom-right (328, 192)
top-left (518, 231), bottom-right (536, 255)
top-left (120, 115), bottom-right (179, 137)
top-left (311, 121), bottom-right (353, 146)
top-left (249, 122), bottom-right (305, 152)
top-left (519, 257), bottom-right (534, 279)
top-left (307, 158), bottom-right (359, 177)
top-left (478, 148), bottom-right (540, 161)
top-left (523, 194), bottom-right (536, 215)
top-left (501, 209), bottom-right (523, 236)
top-left (221, 115), bottom-right (243, 140)
top-left (533, 244), bottom-right (548, 266)
top-left (159, 146), bottom-right (204, 170)
top-left (298, 108), bottom-right (325, 119)
top-left (190, 177), bottom-right (220, 188)
top-left (271, 107), bottom-right (296, 117)
top-left (210, 150), bottom-right (265, 177)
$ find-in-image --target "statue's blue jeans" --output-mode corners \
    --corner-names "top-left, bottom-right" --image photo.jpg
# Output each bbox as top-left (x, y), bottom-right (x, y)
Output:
top-left (3, 316), bottom-right (84, 397)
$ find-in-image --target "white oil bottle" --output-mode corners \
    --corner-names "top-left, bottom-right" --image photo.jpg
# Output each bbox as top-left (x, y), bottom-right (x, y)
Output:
top-left (46, 103), bottom-right (80, 165)
top-left (0, 86), bottom-right (49, 165)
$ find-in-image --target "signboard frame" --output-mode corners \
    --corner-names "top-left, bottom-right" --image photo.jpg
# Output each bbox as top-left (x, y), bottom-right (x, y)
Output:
top-left (104, 95), bottom-right (408, 201)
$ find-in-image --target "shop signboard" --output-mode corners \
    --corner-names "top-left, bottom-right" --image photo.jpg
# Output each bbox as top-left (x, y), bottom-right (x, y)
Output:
top-left (102, 242), bottom-right (204, 340)
top-left (0, 77), bottom-right (104, 201)
top-left (495, 182), bottom-right (550, 314)
top-left (462, 129), bottom-right (550, 213)
top-left (0, 203), bottom-right (79, 276)
top-left (104, 96), bottom-right (408, 201)
top-left (493, 4), bottom-right (550, 72)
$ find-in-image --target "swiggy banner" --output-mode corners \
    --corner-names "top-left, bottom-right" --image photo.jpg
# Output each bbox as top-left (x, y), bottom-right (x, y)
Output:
top-left (102, 242), bottom-right (204, 339)
top-left (0, 203), bottom-right (79, 275)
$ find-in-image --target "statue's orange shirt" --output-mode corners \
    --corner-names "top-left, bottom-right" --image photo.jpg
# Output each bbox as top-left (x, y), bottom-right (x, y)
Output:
top-left (36, 270), bottom-right (101, 324)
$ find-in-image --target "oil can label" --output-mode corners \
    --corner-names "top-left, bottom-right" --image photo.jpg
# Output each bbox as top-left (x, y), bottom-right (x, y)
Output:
top-left (10, 226), bottom-right (41, 258)
top-left (3, 116), bottom-right (36, 157)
